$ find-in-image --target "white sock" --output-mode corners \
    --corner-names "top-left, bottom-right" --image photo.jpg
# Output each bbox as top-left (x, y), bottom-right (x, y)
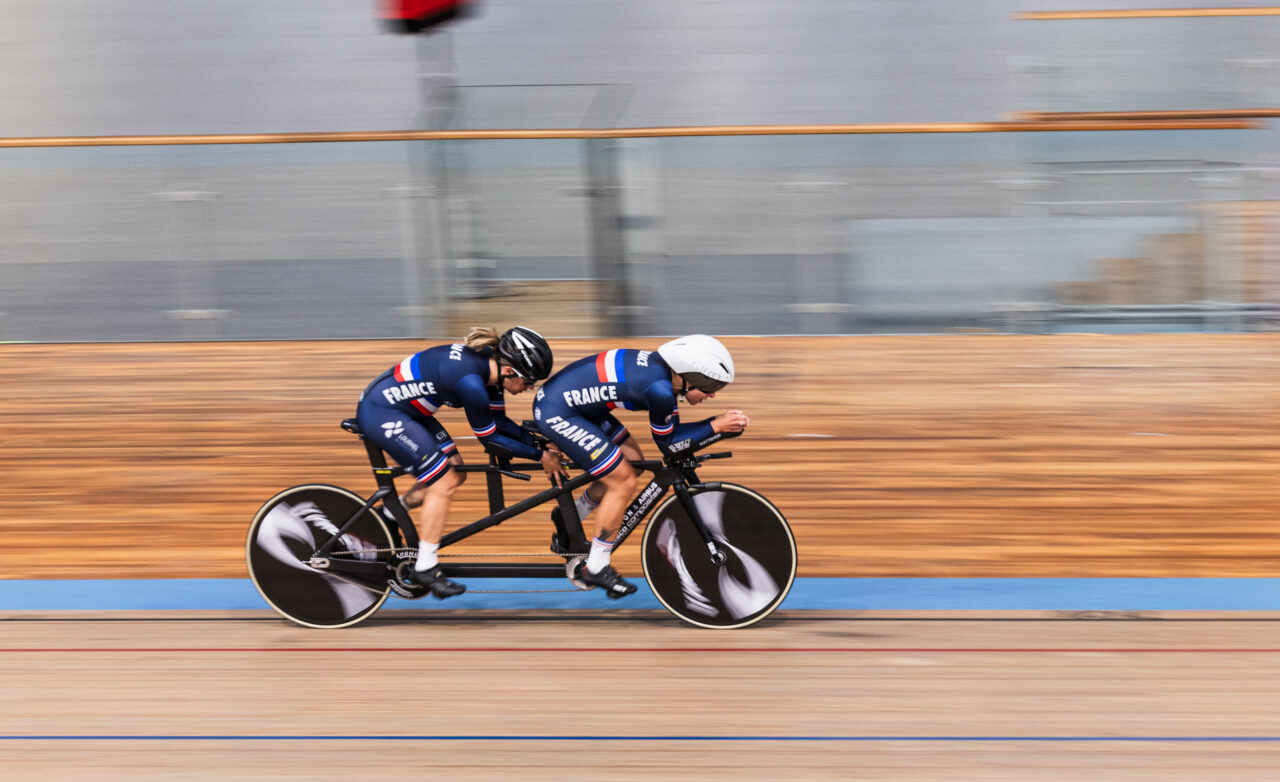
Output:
top-left (575, 491), bottom-right (600, 521)
top-left (416, 541), bottom-right (439, 571)
top-left (586, 536), bottom-right (614, 574)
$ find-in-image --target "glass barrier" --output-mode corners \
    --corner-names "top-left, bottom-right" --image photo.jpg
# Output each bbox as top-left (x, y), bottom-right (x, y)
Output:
top-left (1013, 12), bottom-right (1280, 114)
top-left (0, 124), bottom-right (1276, 341)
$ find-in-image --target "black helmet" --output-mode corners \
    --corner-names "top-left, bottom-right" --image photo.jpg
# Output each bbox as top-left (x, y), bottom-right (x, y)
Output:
top-left (497, 326), bottom-right (553, 382)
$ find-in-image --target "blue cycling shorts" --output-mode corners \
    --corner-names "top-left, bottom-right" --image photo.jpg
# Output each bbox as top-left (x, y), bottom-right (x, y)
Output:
top-left (356, 401), bottom-right (458, 485)
top-left (535, 410), bottom-right (631, 478)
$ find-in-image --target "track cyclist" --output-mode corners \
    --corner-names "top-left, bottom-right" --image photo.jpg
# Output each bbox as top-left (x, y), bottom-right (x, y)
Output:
top-left (534, 334), bottom-right (750, 598)
top-left (356, 326), bottom-right (565, 597)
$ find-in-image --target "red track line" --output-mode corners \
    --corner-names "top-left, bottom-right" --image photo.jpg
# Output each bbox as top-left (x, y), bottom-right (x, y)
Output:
top-left (4, 647), bottom-right (1280, 653)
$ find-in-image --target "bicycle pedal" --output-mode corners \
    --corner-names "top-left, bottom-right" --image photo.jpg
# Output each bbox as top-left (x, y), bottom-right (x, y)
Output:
top-left (390, 559), bottom-right (431, 599)
top-left (564, 556), bottom-right (592, 590)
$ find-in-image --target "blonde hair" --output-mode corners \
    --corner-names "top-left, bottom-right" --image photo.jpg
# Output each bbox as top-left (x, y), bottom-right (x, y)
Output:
top-left (463, 326), bottom-right (500, 351)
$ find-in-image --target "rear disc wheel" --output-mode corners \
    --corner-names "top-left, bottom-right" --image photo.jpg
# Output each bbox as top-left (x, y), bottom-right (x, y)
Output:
top-left (246, 484), bottom-right (393, 628)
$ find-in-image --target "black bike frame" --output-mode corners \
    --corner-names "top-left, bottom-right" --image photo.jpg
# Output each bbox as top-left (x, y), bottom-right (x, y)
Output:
top-left (313, 419), bottom-right (729, 579)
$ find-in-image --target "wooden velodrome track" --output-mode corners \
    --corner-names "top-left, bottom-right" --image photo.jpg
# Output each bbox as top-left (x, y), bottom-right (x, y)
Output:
top-left (2, 335), bottom-right (1279, 779)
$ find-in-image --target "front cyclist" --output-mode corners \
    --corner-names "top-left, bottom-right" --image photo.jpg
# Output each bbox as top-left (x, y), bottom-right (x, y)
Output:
top-left (534, 334), bottom-right (750, 598)
top-left (357, 326), bottom-right (564, 598)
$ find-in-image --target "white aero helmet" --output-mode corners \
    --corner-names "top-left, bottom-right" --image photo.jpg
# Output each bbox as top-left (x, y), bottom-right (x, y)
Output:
top-left (656, 334), bottom-right (734, 393)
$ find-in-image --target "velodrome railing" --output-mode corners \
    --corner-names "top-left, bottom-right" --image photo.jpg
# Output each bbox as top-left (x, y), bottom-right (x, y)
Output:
top-left (0, 117), bottom-right (1273, 341)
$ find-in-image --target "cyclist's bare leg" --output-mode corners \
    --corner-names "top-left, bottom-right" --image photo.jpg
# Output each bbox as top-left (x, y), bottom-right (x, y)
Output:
top-left (399, 456), bottom-right (467, 597)
top-left (573, 458), bottom-right (640, 597)
top-left (402, 453), bottom-right (466, 510)
top-left (581, 436), bottom-right (643, 506)
top-left (590, 458), bottom-right (638, 541)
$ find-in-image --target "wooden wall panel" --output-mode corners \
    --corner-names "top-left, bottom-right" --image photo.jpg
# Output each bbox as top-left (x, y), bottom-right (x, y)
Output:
top-left (2, 335), bottom-right (1277, 579)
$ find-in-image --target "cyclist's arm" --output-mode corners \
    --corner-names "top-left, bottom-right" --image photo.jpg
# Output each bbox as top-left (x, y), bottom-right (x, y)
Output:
top-left (643, 380), bottom-right (719, 456)
top-left (457, 374), bottom-right (544, 461)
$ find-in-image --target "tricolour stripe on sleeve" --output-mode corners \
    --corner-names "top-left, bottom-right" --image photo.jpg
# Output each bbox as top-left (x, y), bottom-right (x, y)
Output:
top-left (595, 350), bottom-right (620, 383)
top-left (394, 354), bottom-right (417, 382)
top-left (611, 349), bottom-right (627, 383)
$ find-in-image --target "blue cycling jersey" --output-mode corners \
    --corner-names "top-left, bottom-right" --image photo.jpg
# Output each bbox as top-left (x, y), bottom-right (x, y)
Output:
top-left (534, 348), bottom-right (717, 459)
top-left (359, 343), bottom-right (541, 462)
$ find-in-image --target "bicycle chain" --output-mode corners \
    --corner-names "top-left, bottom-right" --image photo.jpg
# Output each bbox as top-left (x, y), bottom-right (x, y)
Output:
top-left (317, 547), bottom-right (588, 595)
top-left (329, 545), bottom-right (570, 558)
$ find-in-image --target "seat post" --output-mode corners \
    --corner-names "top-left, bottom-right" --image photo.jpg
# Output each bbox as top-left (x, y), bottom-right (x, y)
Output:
top-left (362, 436), bottom-right (391, 472)
top-left (341, 417), bottom-right (419, 547)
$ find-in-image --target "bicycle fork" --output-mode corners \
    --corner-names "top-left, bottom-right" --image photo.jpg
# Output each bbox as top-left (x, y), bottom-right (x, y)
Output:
top-left (613, 476), bottom-right (726, 566)
top-left (672, 483), bottom-right (728, 565)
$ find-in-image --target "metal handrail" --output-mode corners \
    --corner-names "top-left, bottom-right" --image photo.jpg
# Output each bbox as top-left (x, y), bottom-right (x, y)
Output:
top-left (0, 119), bottom-right (1259, 148)
top-left (1017, 8), bottom-right (1280, 20)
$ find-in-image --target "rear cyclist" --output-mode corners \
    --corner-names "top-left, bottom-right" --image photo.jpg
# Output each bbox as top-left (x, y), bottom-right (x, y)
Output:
top-left (534, 334), bottom-right (750, 598)
top-left (357, 326), bottom-right (565, 597)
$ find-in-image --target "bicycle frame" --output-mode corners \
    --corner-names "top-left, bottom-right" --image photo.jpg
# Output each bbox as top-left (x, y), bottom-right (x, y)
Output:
top-left (312, 419), bottom-right (732, 580)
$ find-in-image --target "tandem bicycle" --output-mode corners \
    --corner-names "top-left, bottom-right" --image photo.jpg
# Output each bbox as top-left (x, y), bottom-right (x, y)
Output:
top-left (246, 418), bottom-right (796, 629)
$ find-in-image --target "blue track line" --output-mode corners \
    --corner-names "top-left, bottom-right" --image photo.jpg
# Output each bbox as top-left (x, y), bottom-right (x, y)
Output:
top-left (1, 577), bottom-right (1279, 611)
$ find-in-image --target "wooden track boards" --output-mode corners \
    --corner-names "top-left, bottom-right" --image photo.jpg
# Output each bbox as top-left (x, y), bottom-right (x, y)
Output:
top-left (1, 334), bottom-right (1278, 578)
top-left (0, 613), bottom-right (1277, 780)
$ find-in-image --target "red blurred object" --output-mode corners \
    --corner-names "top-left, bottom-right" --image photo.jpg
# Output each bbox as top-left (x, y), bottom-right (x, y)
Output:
top-left (380, 0), bottom-right (475, 34)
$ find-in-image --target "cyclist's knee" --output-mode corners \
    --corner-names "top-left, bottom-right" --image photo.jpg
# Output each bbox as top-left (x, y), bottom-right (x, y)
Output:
top-left (600, 459), bottom-right (638, 494)
top-left (406, 465), bottom-right (462, 503)
top-left (433, 467), bottom-right (464, 494)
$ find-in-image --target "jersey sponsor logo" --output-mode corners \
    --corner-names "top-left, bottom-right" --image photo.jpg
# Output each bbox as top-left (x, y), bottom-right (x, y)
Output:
top-left (589, 444), bottom-right (606, 460)
top-left (397, 433), bottom-right (421, 454)
top-left (381, 421), bottom-right (405, 438)
top-left (636, 350), bottom-right (651, 367)
top-left (382, 380), bottom-right (437, 405)
top-left (562, 384), bottom-right (618, 408)
top-left (448, 343), bottom-right (465, 361)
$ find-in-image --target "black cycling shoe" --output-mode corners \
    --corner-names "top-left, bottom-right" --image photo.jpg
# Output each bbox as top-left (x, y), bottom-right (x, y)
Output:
top-left (408, 566), bottom-right (466, 599)
top-left (574, 561), bottom-right (637, 600)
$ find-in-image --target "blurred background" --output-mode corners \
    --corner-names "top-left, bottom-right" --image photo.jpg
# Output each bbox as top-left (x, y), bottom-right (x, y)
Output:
top-left (1, 0), bottom-right (1279, 341)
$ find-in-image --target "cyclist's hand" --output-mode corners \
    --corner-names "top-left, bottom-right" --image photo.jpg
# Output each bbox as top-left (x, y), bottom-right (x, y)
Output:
top-left (711, 409), bottom-right (750, 434)
top-left (541, 448), bottom-right (569, 487)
